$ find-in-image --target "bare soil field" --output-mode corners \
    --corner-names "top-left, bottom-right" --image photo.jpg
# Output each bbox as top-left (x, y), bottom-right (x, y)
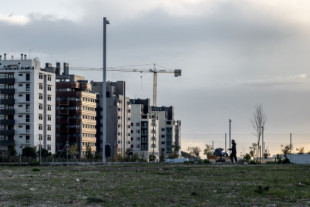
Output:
top-left (0, 164), bottom-right (309, 206)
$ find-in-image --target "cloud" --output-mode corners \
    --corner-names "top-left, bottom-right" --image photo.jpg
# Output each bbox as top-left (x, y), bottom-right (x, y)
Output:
top-left (0, 14), bottom-right (30, 25)
top-left (243, 74), bottom-right (308, 86)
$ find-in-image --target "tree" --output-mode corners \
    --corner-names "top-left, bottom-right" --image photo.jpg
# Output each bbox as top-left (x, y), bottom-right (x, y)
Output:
top-left (281, 144), bottom-right (293, 158)
top-left (187, 146), bottom-right (201, 158)
top-left (85, 143), bottom-right (93, 159)
top-left (167, 145), bottom-right (180, 159)
top-left (203, 144), bottom-right (214, 157)
top-left (263, 149), bottom-right (271, 159)
top-left (22, 146), bottom-right (37, 158)
top-left (252, 104), bottom-right (267, 160)
top-left (249, 143), bottom-right (258, 159)
top-left (243, 153), bottom-right (251, 162)
top-left (296, 147), bottom-right (304, 154)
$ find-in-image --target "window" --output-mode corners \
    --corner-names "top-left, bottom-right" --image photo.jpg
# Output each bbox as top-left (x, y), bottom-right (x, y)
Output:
top-left (39, 73), bottom-right (43, 79)
top-left (26, 73), bottom-right (30, 81)
top-left (39, 114), bottom-right (43, 120)
top-left (47, 115), bottom-right (51, 121)
top-left (19, 84), bottom-right (23, 87)
top-left (47, 125), bottom-right (51, 131)
top-left (19, 73), bottom-right (23, 77)
top-left (39, 125), bottom-right (43, 130)
top-left (18, 105), bottom-right (22, 108)
top-left (39, 94), bottom-right (43, 100)
top-left (26, 94), bottom-right (30, 101)
top-left (47, 75), bottom-right (52, 81)
top-left (47, 85), bottom-right (52, 91)
top-left (26, 115), bottom-right (30, 122)
top-left (39, 104), bottom-right (43, 110)
top-left (161, 135), bottom-right (165, 138)
top-left (48, 95), bottom-right (51, 101)
top-left (47, 135), bottom-right (51, 141)
top-left (39, 134), bottom-right (42, 140)
top-left (26, 104), bottom-right (30, 112)
top-left (47, 145), bottom-right (51, 151)
top-left (39, 83), bottom-right (43, 89)
top-left (47, 105), bottom-right (51, 111)
top-left (161, 128), bottom-right (165, 132)
top-left (19, 115), bottom-right (22, 118)
top-left (26, 125), bottom-right (30, 132)
top-left (19, 125), bottom-right (22, 128)
top-left (26, 136), bottom-right (30, 143)
top-left (26, 84), bottom-right (30, 91)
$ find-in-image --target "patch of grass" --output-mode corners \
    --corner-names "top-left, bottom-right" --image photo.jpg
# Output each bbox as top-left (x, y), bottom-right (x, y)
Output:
top-left (0, 164), bottom-right (309, 206)
top-left (32, 168), bottom-right (40, 172)
top-left (87, 197), bottom-right (105, 203)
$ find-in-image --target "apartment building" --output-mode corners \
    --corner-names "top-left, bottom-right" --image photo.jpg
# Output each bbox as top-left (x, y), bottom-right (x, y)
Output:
top-left (91, 81), bottom-right (131, 159)
top-left (152, 106), bottom-right (181, 158)
top-left (0, 54), bottom-right (56, 154)
top-left (56, 63), bottom-right (96, 158)
top-left (130, 99), bottom-right (159, 161)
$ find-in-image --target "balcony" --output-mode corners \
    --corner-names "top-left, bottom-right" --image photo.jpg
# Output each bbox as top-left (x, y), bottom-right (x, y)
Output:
top-left (0, 99), bottom-right (15, 105)
top-left (0, 119), bottom-right (15, 125)
top-left (0, 130), bottom-right (15, 136)
top-left (0, 89), bottom-right (15, 94)
top-left (0, 78), bottom-right (15, 84)
top-left (0, 109), bottom-right (15, 115)
top-left (0, 140), bottom-right (14, 146)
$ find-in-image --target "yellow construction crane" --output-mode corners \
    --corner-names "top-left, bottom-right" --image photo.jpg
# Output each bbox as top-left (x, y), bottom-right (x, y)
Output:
top-left (70, 64), bottom-right (182, 106)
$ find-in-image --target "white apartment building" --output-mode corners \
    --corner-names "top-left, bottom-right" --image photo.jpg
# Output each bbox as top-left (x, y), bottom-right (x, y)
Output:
top-left (130, 99), bottom-right (159, 161)
top-left (152, 106), bottom-right (181, 158)
top-left (0, 54), bottom-right (56, 154)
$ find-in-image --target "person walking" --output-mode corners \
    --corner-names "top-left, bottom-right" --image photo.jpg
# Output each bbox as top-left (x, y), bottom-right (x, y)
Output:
top-left (228, 139), bottom-right (237, 163)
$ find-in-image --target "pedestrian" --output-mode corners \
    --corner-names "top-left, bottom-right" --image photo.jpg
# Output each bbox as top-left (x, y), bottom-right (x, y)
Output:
top-left (228, 139), bottom-right (237, 163)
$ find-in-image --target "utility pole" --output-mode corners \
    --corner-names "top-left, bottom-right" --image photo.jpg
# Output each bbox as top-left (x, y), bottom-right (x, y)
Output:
top-left (290, 133), bottom-right (292, 160)
top-left (102, 17), bottom-right (110, 164)
top-left (261, 126), bottom-right (264, 163)
top-left (229, 119), bottom-right (232, 149)
top-left (225, 133), bottom-right (227, 156)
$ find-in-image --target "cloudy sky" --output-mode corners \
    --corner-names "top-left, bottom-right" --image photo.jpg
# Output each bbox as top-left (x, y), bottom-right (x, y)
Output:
top-left (1, 0), bottom-right (310, 156)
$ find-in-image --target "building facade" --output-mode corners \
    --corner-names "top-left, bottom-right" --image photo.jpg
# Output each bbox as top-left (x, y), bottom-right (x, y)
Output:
top-left (152, 106), bottom-right (181, 158)
top-left (56, 63), bottom-right (96, 158)
top-left (91, 81), bottom-right (131, 159)
top-left (0, 54), bottom-right (56, 154)
top-left (130, 99), bottom-right (159, 161)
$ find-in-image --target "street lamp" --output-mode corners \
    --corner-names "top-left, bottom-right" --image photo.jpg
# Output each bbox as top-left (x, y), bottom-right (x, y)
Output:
top-left (102, 17), bottom-right (110, 164)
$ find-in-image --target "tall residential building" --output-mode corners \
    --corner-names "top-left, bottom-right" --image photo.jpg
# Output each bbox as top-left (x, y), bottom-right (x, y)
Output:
top-left (91, 81), bottom-right (131, 159)
top-left (130, 99), bottom-right (159, 161)
top-left (0, 54), bottom-right (56, 154)
top-left (56, 63), bottom-right (96, 158)
top-left (152, 106), bottom-right (181, 158)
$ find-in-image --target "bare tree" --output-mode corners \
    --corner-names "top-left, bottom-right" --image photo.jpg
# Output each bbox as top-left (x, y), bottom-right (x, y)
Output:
top-left (252, 104), bottom-right (267, 160)
top-left (187, 146), bottom-right (201, 158)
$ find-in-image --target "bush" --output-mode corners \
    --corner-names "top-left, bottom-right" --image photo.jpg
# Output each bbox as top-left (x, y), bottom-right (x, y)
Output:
top-left (281, 158), bottom-right (290, 164)
top-left (31, 160), bottom-right (40, 166)
top-left (203, 159), bottom-right (211, 164)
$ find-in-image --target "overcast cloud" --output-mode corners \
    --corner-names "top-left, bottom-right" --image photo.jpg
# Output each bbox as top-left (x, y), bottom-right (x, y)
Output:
top-left (1, 0), bottom-right (310, 155)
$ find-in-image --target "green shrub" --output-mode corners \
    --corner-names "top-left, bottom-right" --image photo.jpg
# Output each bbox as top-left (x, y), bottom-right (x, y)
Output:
top-left (31, 160), bottom-right (40, 166)
top-left (203, 159), bottom-right (211, 164)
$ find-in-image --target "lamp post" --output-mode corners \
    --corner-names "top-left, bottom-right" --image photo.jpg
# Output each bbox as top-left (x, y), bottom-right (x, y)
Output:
top-left (102, 17), bottom-right (110, 164)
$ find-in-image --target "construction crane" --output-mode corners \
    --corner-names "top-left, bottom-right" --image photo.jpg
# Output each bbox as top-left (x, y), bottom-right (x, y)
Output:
top-left (70, 64), bottom-right (182, 106)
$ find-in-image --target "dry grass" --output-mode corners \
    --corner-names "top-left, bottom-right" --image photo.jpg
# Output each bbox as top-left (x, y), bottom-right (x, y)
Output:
top-left (0, 163), bottom-right (309, 206)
